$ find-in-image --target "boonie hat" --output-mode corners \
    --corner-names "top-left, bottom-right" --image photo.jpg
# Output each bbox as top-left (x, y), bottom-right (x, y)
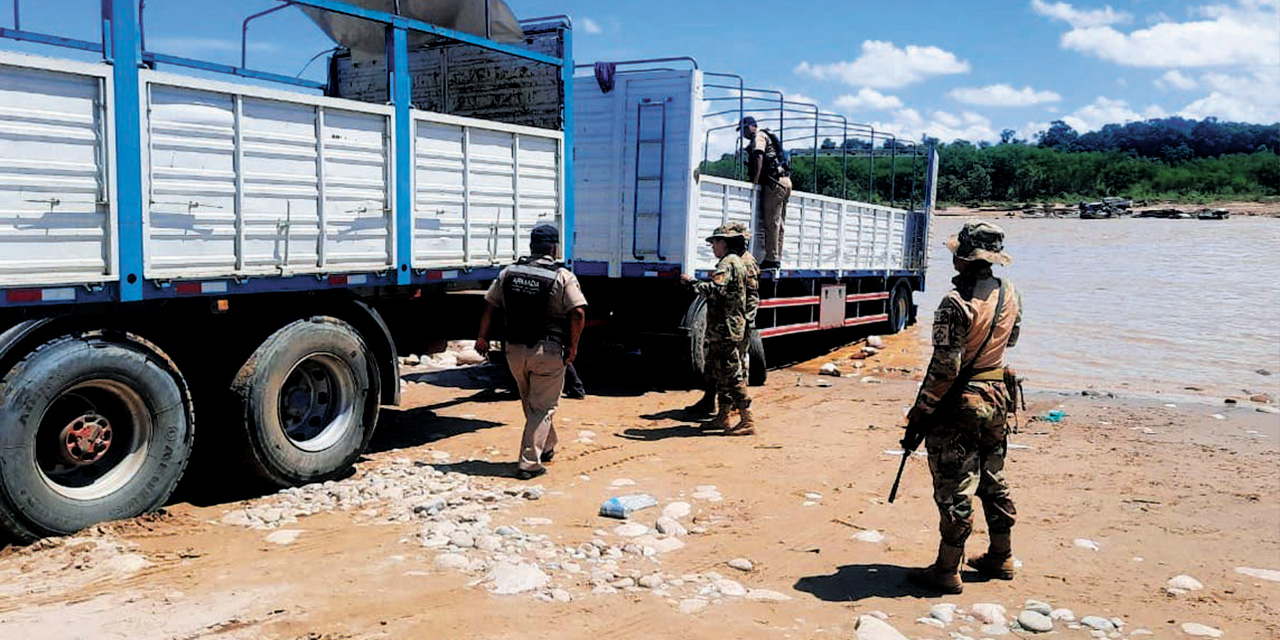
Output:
top-left (946, 220), bottom-right (1011, 266)
top-left (706, 222), bottom-right (748, 242)
top-left (736, 116), bottom-right (757, 131)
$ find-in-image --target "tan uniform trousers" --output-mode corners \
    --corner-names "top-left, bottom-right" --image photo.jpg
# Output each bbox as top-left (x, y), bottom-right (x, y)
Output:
top-left (505, 340), bottom-right (564, 472)
top-left (759, 175), bottom-right (792, 263)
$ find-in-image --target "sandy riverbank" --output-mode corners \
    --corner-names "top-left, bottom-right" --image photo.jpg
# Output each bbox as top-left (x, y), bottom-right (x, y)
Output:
top-left (1, 332), bottom-right (1277, 639)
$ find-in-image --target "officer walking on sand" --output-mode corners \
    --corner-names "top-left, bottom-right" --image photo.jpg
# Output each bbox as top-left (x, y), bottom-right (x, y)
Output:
top-left (476, 224), bottom-right (587, 479)
top-left (901, 220), bottom-right (1023, 593)
top-left (740, 116), bottom-right (792, 270)
top-left (681, 224), bottom-right (755, 435)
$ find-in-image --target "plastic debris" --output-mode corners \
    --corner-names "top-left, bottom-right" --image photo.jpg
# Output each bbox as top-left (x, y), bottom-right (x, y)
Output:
top-left (598, 494), bottom-right (659, 519)
top-left (1038, 410), bottom-right (1068, 423)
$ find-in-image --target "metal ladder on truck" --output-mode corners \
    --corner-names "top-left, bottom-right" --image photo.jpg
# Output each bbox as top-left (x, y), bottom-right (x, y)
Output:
top-left (632, 99), bottom-right (667, 261)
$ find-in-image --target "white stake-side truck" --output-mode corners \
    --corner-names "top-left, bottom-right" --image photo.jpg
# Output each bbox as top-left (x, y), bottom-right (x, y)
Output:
top-left (0, 1), bottom-right (573, 541)
top-left (570, 60), bottom-right (936, 382)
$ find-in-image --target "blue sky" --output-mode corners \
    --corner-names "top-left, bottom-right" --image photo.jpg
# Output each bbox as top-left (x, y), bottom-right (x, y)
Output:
top-left (8, 0), bottom-right (1279, 143)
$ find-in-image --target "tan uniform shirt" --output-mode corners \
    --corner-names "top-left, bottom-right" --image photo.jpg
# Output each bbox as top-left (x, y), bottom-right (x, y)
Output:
top-left (912, 268), bottom-right (1022, 415)
top-left (485, 255), bottom-right (588, 318)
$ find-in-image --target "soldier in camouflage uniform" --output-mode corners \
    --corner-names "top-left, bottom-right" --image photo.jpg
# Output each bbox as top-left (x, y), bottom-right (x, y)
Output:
top-left (903, 220), bottom-right (1022, 594)
top-left (687, 222), bottom-right (761, 416)
top-left (682, 224), bottom-right (755, 435)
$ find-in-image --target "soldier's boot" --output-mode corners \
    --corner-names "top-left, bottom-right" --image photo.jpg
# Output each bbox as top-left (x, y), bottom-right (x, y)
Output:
top-left (907, 542), bottom-right (965, 594)
top-left (966, 533), bottom-right (1015, 580)
top-left (684, 390), bottom-right (716, 415)
top-left (703, 404), bottom-right (732, 431)
top-left (724, 407), bottom-right (756, 436)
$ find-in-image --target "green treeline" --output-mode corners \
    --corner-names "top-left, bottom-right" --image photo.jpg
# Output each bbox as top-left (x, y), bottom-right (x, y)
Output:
top-left (699, 117), bottom-right (1280, 205)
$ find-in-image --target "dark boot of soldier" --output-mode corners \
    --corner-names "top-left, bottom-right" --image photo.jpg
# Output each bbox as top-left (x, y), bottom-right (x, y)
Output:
top-left (908, 542), bottom-right (965, 594)
top-left (684, 389), bottom-right (716, 415)
top-left (966, 532), bottom-right (1015, 579)
top-left (704, 403), bottom-right (732, 431)
top-left (724, 407), bottom-right (756, 436)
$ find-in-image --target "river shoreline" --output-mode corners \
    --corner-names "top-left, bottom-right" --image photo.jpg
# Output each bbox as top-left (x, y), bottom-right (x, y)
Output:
top-left (935, 200), bottom-right (1280, 219)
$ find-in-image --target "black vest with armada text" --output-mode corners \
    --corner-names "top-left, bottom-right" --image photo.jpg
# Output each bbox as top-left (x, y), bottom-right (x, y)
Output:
top-left (501, 257), bottom-right (565, 347)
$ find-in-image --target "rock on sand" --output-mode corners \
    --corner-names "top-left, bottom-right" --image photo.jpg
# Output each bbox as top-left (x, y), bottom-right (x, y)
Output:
top-left (486, 562), bottom-right (549, 595)
top-left (1180, 622), bottom-right (1223, 638)
top-left (1018, 610), bottom-right (1054, 633)
top-left (1235, 566), bottom-right (1280, 582)
top-left (854, 615), bottom-right (910, 640)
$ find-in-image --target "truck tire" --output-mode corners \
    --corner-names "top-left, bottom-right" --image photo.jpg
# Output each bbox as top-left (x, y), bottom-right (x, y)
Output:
top-left (887, 284), bottom-right (913, 334)
top-left (232, 317), bottom-right (378, 487)
top-left (683, 297), bottom-right (708, 379)
top-left (0, 333), bottom-right (194, 541)
top-left (747, 329), bottom-right (767, 386)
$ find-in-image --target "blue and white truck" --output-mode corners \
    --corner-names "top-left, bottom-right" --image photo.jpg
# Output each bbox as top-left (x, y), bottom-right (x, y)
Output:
top-left (0, 1), bottom-right (933, 540)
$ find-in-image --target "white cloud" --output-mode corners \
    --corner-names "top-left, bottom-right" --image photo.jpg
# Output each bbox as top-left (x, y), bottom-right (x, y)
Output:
top-left (794, 40), bottom-right (970, 89)
top-left (1030, 0), bottom-right (1132, 27)
top-left (1062, 96), bottom-right (1167, 132)
top-left (579, 17), bottom-right (603, 35)
top-left (948, 84), bottom-right (1062, 107)
top-left (1155, 70), bottom-right (1198, 91)
top-left (1048, 1), bottom-right (1280, 68)
top-left (866, 107), bottom-right (998, 144)
top-left (1179, 67), bottom-right (1280, 122)
top-left (148, 37), bottom-right (278, 56)
top-left (833, 88), bottom-right (904, 112)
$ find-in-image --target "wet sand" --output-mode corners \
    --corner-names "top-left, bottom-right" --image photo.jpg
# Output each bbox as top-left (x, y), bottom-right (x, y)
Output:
top-left (1, 331), bottom-right (1277, 639)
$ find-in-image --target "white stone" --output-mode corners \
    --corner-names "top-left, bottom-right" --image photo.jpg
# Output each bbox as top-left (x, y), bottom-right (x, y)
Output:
top-left (220, 509), bottom-right (256, 528)
top-left (1049, 608), bottom-right (1075, 622)
top-left (867, 335), bottom-right (885, 349)
top-left (1017, 611), bottom-right (1053, 633)
top-left (1073, 538), bottom-right (1101, 551)
top-left (656, 516), bottom-right (687, 537)
top-left (663, 502), bottom-right (692, 519)
top-left (611, 478), bottom-right (636, 487)
top-left (746, 589), bottom-right (792, 602)
top-left (1024, 600), bottom-right (1052, 616)
top-left (819, 362), bottom-right (842, 376)
top-left (1235, 566), bottom-right (1280, 581)
top-left (930, 603), bottom-right (957, 623)
top-left (971, 603), bottom-right (1007, 625)
top-left (981, 624), bottom-right (1010, 636)
top-left (614, 523), bottom-right (649, 538)
top-left (486, 562), bottom-right (550, 595)
top-left (522, 517), bottom-right (553, 526)
top-left (917, 617), bottom-right (946, 629)
top-left (679, 599), bottom-right (707, 614)
top-left (1180, 622), bottom-right (1223, 638)
top-left (1130, 629), bottom-right (1153, 636)
top-left (650, 537), bottom-right (686, 554)
top-left (550, 589), bottom-right (572, 603)
top-left (852, 530), bottom-right (885, 543)
top-left (638, 574), bottom-right (664, 589)
top-left (435, 553), bottom-right (469, 569)
top-left (265, 529), bottom-right (303, 545)
top-left (1080, 616), bottom-right (1114, 631)
top-left (854, 615), bottom-right (911, 640)
top-left (1167, 574), bottom-right (1204, 591)
top-left (728, 558), bottom-right (753, 571)
top-left (714, 579), bottom-right (747, 597)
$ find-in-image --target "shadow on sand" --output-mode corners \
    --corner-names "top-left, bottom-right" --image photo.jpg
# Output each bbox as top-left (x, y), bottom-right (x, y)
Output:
top-left (794, 564), bottom-right (943, 602)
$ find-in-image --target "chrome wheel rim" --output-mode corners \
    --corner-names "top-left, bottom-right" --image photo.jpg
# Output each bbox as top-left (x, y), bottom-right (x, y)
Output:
top-left (36, 380), bottom-right (152, 500)
top-left (278, 353), bottom-right (358, 452)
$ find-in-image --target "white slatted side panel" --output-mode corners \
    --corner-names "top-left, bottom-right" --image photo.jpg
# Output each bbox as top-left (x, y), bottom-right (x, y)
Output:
top-left (240, 97), bottom-right (321, 272)
top-left (321, 109), bottom-right (391, 269)
top-left (145, 74), bottom-right (393, 278)
top-left (515, 135), bottom-right (559, 247)
top-left (146, 85), bottom-right (237, 274)
top-left (0, 62), bottom-right (111, 286)
top-left (412, 121), bottom-right (466, 266)
top-left (693, 177), bottom-right (753, 270)
top-left (466, 128), bottom-right (517, 267)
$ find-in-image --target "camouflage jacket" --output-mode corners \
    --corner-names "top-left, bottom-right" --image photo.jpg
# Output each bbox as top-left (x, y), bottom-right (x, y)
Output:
top-left (740, 252), bottom-right (761, 328)
top-left (911, 268), bottom-right (1022, 417)
top-left (691, 253), bottom-right (749, 345)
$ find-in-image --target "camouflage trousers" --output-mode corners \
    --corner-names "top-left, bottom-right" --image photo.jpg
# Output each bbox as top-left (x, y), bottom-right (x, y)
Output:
top-left (925, 381), bottom-right (1017, 548)
top-left (706, 339), bottom-right (750, 410)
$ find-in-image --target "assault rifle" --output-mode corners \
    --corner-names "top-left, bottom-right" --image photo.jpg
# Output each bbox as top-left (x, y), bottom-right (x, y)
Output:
top-left (888, 418), bottom-right (928, 504)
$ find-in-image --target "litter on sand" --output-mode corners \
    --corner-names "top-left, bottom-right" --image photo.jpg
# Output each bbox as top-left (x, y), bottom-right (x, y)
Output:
top-left (598, 494), bottom-right (659, 519)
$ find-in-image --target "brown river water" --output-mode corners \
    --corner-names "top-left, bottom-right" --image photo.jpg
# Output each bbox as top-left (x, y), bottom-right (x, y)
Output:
top-left (916, 216), bottom-right (1280, 403)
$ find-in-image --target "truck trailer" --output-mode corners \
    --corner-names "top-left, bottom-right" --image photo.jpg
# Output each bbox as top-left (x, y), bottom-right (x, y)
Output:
top-left (0, 1), bottom-right (933, 541)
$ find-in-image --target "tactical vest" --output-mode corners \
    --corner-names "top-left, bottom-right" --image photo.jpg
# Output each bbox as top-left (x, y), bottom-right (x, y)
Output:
top-left (760, 129), bottom-right (791, 179)
top-left (501, 257), bottom-right (566, 347)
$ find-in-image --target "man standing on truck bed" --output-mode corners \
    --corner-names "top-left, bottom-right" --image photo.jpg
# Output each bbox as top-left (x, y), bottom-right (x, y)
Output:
top-left (681, 224), bottom-right (755, 435)
top-left (900, 221), bottom-right (1023, 593)
top-left (740, 116), bottom-right (792, 270)
top-left (476, 224), bottom-right (588, 479)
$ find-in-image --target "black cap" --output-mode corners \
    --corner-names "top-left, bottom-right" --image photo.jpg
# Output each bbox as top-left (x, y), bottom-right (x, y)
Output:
top-left (737, 116), bottom-right (757, 131)
top-left (530, 224), bottom-right (559, 244)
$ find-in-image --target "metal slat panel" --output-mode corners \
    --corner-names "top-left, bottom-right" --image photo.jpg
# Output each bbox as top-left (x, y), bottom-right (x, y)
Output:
top-left (0, 63), bottom-right (111, 286)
